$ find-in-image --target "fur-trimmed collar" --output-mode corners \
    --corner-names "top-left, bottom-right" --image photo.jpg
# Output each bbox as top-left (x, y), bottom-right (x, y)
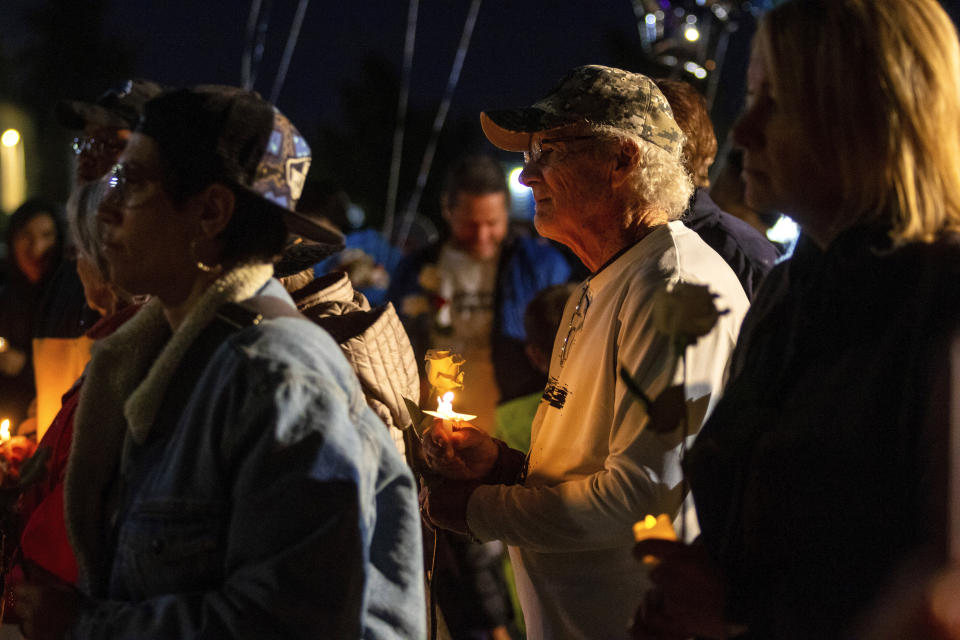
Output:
top-left (65, 263), bottom-right (273, 593)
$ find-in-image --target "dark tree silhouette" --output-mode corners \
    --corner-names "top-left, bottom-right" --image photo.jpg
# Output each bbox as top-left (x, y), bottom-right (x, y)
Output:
top-left (308, 54), bottom-right (481, 236)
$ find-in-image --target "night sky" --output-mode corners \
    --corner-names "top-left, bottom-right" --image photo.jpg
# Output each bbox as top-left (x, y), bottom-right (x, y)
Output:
top-left (1, 0), bottom-right (958, 224)
top-left (96, 1), bottom-right (659, 134)
top-left (1, 0), bottom-right (751, 143)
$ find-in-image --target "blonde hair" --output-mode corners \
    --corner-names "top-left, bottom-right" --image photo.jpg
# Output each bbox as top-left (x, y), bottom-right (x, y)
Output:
top-left (589, 124), bottom-right (694, 222)
top-left (758, 0), bottom-right (960, 245)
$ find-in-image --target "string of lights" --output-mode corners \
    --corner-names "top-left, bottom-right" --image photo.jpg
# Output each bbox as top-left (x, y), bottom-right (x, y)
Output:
top-left (630, 0), bottom-right (777, 108)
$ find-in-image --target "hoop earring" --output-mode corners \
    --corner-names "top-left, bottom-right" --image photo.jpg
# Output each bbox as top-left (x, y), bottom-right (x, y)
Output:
top-left (191, 239), bottom-right (222, 274)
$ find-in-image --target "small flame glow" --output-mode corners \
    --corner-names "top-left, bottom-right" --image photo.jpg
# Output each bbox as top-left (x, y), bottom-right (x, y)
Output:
top-left (0, 419), bottom-right (10, 440)
top-left (436, 392), bottom-right (455, 418)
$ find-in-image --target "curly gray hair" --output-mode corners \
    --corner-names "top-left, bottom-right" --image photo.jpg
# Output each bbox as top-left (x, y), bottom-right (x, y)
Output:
top-left (589, 124), bottom-right (693, 222)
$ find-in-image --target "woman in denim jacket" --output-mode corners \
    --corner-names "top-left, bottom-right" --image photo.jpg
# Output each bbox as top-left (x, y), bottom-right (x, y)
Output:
top-left (13, 86), bottom-right (424, 640)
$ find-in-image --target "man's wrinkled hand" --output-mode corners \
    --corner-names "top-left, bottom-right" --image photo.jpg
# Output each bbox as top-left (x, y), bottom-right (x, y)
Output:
top-left (421, 418), bottom-right (499, 480)
top-left (419, 477), bottom-right (480, 536)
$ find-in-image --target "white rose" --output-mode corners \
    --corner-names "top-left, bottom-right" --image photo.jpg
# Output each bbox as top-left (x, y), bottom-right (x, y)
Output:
top-left (425, 349), bottom-right (465, 395)
top-left (652, 282), bottom-right (726, 344)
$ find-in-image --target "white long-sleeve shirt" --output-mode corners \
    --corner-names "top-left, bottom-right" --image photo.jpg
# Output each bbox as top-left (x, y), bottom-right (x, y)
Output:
top-left (467, 221), bottom-right (749, 640)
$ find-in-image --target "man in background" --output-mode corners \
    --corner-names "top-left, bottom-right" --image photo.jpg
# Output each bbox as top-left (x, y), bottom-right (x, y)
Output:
top-left (389, 155), bottom-right (574, 434)
top-left (390, 155), bottom-right (574, 640)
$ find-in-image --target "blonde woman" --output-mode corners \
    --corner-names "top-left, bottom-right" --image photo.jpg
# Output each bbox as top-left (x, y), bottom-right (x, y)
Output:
top-left (635, 0), bottom-right (960, 638)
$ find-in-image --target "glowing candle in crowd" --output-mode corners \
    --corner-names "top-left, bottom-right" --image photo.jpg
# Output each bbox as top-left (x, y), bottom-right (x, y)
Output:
top-left (633, 513), bottom-right (679, 566)
top-left (632, 514), bottom-right (677, 543)
top-left (423, 391), bottom-right (477, 423)
top-left (0, 419), bottom-right (10, 441)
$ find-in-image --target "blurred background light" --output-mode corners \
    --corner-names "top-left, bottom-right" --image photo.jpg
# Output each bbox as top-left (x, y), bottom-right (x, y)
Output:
top-left (766, 215), bottom-right (800, 246)
top-left (508, 166), bottom-right (527, 196)
top-left (1, 129), bottom-right (20, 147)
top-left (1, 127), bottom-right (25, 213)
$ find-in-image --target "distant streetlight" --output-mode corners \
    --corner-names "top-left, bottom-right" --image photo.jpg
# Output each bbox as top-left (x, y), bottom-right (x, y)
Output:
top-left (1, 128), bottom-right (26, 213)
top-left (684, 26), bottom-right (700, 42)
top-left (1, 129), bottom-right (20, 148)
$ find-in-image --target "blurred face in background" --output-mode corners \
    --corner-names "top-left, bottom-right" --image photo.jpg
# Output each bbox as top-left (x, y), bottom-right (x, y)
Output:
top-left (444, 190), bottom-right (509, 260)
top-left (13, 212), bottom-right (58, 283)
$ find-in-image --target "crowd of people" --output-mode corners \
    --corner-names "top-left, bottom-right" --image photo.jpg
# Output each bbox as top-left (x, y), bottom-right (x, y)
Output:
top-left (0, 0), bottom-right (958, 638)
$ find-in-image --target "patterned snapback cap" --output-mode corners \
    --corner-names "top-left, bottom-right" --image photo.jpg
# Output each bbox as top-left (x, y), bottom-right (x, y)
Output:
top-left (139, 85), bottom-right (343, 248)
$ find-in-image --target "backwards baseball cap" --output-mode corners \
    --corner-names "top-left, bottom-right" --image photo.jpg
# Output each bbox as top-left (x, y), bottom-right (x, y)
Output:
top-left (481, 65), bottom-right (684, 156)
top-left (56, 79), bottom-right (165, 131)
top-left (137, 85), bottom-right (344, 251)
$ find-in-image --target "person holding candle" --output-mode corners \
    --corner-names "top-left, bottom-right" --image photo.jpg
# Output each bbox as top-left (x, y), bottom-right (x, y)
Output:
top-left (12, 86), bottom-right (424, 640)
top-left (632, 0), bottom-right (960, 637)
top-left (420, 65), bottom-right (749, 639)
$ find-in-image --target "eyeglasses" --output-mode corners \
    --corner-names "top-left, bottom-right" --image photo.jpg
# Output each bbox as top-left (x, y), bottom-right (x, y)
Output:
top-left (558, 282), bottom-right (591, 367)
top-left (72, 135), bottom-right (126, 158)
top-left (103, 163), bottom-right (162, 208)
top-left (523, 135), bottom-right (595, 165)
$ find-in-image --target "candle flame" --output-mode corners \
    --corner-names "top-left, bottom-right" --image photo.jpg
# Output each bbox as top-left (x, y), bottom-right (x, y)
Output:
top-left (0, 419), bottom-right (10, 441)
top-left (436, 391), bottom-right (455, 419)
top-left (632, 513), bottom-right (678, 544)
top-left (422, 390), bottom-right (477, 423)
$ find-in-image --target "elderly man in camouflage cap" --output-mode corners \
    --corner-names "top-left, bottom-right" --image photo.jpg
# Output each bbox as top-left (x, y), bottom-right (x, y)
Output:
top-left (420, 65), bottom-right (749, 639)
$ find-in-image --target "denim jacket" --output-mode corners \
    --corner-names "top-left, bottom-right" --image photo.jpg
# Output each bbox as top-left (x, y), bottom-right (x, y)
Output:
top-left (66, 266), bottom-right (425, 639)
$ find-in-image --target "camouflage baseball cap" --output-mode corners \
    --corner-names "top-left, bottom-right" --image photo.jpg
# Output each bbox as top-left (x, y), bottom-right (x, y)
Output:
top-left (139, 85), bottom-right (344, 249)
top-left (481, 65), bottom-right (683, 156)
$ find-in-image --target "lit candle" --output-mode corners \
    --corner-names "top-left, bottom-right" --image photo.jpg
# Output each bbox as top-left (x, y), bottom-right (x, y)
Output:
top-left (423, 391), bottom-right (477, 423)
top-left (633, 513), bottom-right (678, 566)
top-left (0, 418), bottom-right (10, 441)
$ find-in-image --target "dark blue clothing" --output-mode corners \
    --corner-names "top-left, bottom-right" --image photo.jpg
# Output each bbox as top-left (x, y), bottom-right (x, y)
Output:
top-left (683, 188), bottom-right (780, 300)
top-left (687, 229), bottom-right (959, 638)
top-left (388, 233), bottom-right (574, 403)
